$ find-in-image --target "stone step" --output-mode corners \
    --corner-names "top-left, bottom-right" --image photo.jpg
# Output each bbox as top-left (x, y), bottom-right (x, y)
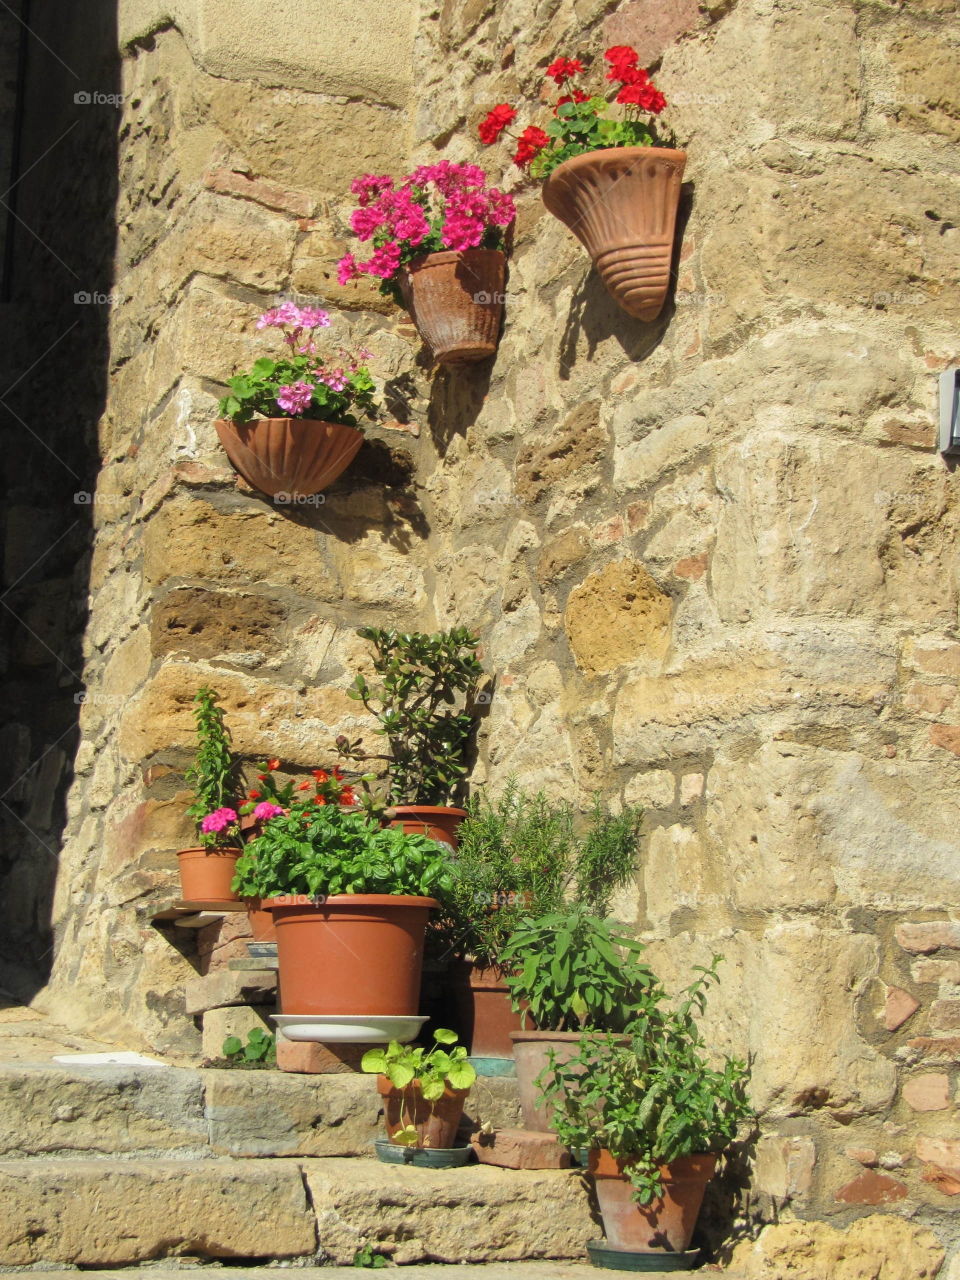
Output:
top-left (0, 1157), bottom-right (595, 1267)
top-left (0, 1061), bottom-right (521, 1159)
top-left (17, 1267), bottom-right (632, 1280)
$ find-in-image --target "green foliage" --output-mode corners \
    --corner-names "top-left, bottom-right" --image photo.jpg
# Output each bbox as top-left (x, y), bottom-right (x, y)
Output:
top-left (362, 1028), bottom-right (476, 1148)
top-left (352, 1244), bottom-right (388, 1268)
top-left (538, 957), bottom-right (752, 1203)
top-left (230, 804), bottom-right (454, 901)
top-left (184, 687), bottom-right (242, 848)
top-left (340, 627), bottom-right (483, 807)
top-left (532, 96), bottom-right (660, 178)
top-left (219, 356), bottom-right (378, 427)
top-left (447, 783), bottom-right (642, 969)
top-left (221, 1027), bottom-right (276, 1066)
top-left (500, 906), bottom-right (656, 1033)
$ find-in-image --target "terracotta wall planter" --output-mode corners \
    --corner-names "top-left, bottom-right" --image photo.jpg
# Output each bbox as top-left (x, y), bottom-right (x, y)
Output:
top-left (400, 249), bottom-right (506, 364)
top-left (542, 146), bottom-right (686, 322)
top-left (377, 1075), bottom-right (469, 1149)
top-left (214, 417), bottom-right (363, 498)
top-left (386, 805), bottom-right (466, 850)
top-left (588, 1149), bottom-right (717, 1254)
top-left (449, 960), bottom-right (523, 1058)
top-left (176, 847), bottom-right (240, 901)
top-left (264, 893), bottom-right (437, 1016)
top-left (510, 1029), bottom-right (586, 1132)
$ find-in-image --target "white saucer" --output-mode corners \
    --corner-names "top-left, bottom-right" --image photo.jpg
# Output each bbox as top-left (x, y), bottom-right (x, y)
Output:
top-left (272, 1014), bottom-right (428, 1044)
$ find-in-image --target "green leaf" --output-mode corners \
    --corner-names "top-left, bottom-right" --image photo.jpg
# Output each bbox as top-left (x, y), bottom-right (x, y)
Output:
top-left (222, 1036), bottom-right (243, 1058)
top-left (386, 1062), bottom-right (415, 1088)
top-left (392, 1125), bottom-right (420, 1147)
top-left (446, 1060), bottom-right (476, 1090)
top-left (433, 1027), bottom-right (458, 1044)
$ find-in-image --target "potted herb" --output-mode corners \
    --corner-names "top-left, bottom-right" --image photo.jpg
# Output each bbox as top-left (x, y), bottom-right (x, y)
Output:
top-left (337, 163), bottom-right (515, 364)
top-left (447, 787), bottom-right (643, 1061)
top-left (501, 906), bottom-right (657, 1132)
top-left (337, 626), bottom-right (483, 849)
top-left (177, 686), bottom-right (244, 901)
top-left (231, 804), bottom-right (453, 1031)
top-left (539, 958), bottom-right (751, 1264)
top-left (215, 303), bottom-right (378, 497)
top-left (361, 1028), bottom-right (477, 1166)
top-left (479, 46), bottom-right (684, 322)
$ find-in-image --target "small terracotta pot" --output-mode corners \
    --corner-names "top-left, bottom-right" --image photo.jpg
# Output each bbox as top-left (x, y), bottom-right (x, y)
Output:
top-left (400, 249), bottom-right (506, 364)
top-left (377, 1075), bottom-right (470, 1149)
top-left (264, 893), bottom-right (437, 1016)
top-left (449, 961), bottom-right (524, 1059)
top-left (386, 805), bottom-right (467, 850)
top-left (542, 146), bottom-right (687, 322)
top-left (176, 847), bottom-right (241, 902)
top-left (214, 417), bottom-right (363, 498)
top-left (589, 1149), bottom-right (717, 1253)
top-left (510, 1030), bottom-right (586, 1132)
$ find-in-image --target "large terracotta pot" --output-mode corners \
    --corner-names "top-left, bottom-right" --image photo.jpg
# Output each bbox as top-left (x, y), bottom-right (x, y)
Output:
top-left (264, 894), bottom-right (437, 1015)
top-left (377, 1075), bottom-right (470, 1149)
top-left (510, 1030), bottom-right (585, 1132)
top-left (589, 1149), bottom-right (717, 1254)
top-left (449, 961), bottom-right (524, 1058)
top-left (386, 805), bottom-right (466, 850)
top-left (214, 417), bottom-right (363, 498)
top-left (541, 146), bottom-right (687, 322)
top-left (176, 847), bottom-right (241, 902)
top-left (400, 249), bottom-right (505, 364)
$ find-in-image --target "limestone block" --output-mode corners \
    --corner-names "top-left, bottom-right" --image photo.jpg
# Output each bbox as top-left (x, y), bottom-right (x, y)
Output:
top-left (730, 1215), bottom-right (945, 1280)
top-left (185, 969), bottom-right (276, 1016)
top-left (886, 29), bottom-right (960, 142)
top-left (303, 1161), bottom-right (593, 1265)
top-left (565, 559), bottom-right (672, 678)
top-left (515, 401), bottom-right (607, 506)
top-left (0, 1157), bottom-right (315, 1265)
top-left (151, 586), bottom-right (288, 660)
top-left (752, 1134), bottom-right (816, 1200)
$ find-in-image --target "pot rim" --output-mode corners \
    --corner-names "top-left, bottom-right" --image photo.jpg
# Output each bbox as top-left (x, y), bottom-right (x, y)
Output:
top-left (544, 143), bottom-right (688, 185)
top-left (388, 805), bottom-right (468, 817)
top-left (405, 247), bottom-right (507, 273)
top-left (509, 1029), bottom-right (586, 1043)
top-left (214, 416), bottom-right (364, 433)
top-left (176, 846), bottom-right (241, 859)
top-left (262, 893), bottom-right (440, 910)
top-left (589, 1148), bottom-right (719, 1179)
top-left (376, 1074), bottom-right (471, 1099)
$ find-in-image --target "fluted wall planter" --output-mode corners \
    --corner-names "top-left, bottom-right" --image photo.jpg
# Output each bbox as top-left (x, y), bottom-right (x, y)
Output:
top-left (214, 417), bottom-right (363, 498)
top-left (400, 249), bottom-right (506, 365)
top-left (542, 146), bottom-right (687, 322)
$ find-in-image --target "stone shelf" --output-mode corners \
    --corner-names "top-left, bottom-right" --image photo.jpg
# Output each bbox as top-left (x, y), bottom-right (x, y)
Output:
top-left (150, 901), bottom-right (247, 928)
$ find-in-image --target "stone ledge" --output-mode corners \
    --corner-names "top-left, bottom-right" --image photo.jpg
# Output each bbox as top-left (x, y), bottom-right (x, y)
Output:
top-left (184, 968), bottom-right (277, 1014)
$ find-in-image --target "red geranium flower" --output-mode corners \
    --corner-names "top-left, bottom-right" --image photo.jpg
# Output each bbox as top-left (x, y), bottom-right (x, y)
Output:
top-left (266, 758), bottom-right (281, 770)
top-left (610, 64), bottom-right (650, 87)
top-left (297, 781), bottom-right (311, 791)
top-left (248, 790), bottom-right (261, 800)
top-left (604, 44), bottom-right (639, 75)
top-left (513, 125), bottom-right (550, 168)
top-left (478, 103), bottom-right (517, 144)
top-left (616, 82), bottom-right (666, 113)
top-left (340, 787), bottom-right (356, 806)
top-left (312, 769), bottom-right (329, 782)
top-left (545, 56), bottom-right (585, 86)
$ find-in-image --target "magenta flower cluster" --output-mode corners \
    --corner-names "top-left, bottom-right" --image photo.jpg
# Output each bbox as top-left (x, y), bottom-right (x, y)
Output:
top-left (337, 161), bottom-right (515, 286)
top-left (201, 807), bottom-right (238, 834)
top-left (252, 801), bottom-right (284, 821)
top-left (245, 305), bottom-right (374, 418)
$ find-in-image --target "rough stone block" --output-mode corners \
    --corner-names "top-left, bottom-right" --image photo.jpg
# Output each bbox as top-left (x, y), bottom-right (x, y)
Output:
top-left (834, 1170), bottom-right (908, 1205)
top-left (185, 968), bottom-right (277, 1015)
top-left (730, 1215), bottom-right (945, 1280)
top-left (471, 1128), bottom-right (572, 1170)
top-left (902, 1073), bottom-right (950, 1111)
top-left (201, 1005), bottom-right (273, 1063)
top-left (276, 1036), bottom-right (368, 1074)
top-left (930, 999), bottom-right (960, 1031)
top-left (896, 920), bottom-right (960, 953)
top-left (0, 1157), bottom-right (315, 1265)
top-left (884, 986), bottom-right (920, 1031)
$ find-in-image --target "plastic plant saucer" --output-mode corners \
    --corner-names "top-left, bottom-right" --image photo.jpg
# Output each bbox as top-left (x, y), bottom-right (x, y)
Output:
top-left (587, 1241), bottom-right (701, 1271)
top-left (271, 1014), bottom-right (427, 1044)
top-left (374, 1138), bottom-right (475, 1168)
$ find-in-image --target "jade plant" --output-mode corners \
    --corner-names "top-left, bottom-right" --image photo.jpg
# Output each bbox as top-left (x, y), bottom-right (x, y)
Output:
top-left (361, 1028), bottom-right (477, 1147)
top-left (538, 957), bottom-right (752, 1203)
top-left (184, 686), bottom-right (243, 849)
top-left (337, 626), bottom-right (483, 809)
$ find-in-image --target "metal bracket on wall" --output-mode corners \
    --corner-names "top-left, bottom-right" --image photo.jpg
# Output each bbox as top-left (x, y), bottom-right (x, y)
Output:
top-left (940, 367), bottom-right (960, 455)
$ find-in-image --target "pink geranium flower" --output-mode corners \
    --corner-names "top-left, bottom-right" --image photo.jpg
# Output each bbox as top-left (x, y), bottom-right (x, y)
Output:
top-left (276, 381), bottom-right (315, 414)
top-left (201, 807), bottom-right (238, 834)
top-left (252, 801), bottom-right (284, 821)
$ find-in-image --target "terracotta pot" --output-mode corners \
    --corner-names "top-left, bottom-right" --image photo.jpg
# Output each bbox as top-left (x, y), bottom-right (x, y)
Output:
top-left (400, 249), bottom-right (505, 364)
top-left (176, 847), bottom-right (241, 902)
top-left (243, 899), bottom-right (277, 943)
top-left (541, 146), bottom-right (687, 322)
top-left (510, 1030), bottom-right (586, 1132)
top-left (377, 1075), bottom-right (470, 1149)
top-left (214, 417), bottom-right (363, 498)
top-left (264, 893), bottom-right (437, 1016)
top-left (386, 805), bottom-right (467, 850)
top-left (589, 1149), bottom-right (717, 1253)
top-left (449, 960), bottom-right (524, 1058)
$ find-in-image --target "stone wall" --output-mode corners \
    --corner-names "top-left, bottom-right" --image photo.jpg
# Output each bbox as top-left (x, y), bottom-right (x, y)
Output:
top-left (35, 0), bottom-right (960, 1268)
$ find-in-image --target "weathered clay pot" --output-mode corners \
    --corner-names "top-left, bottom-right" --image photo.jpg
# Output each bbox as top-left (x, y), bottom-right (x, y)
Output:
top-left (449, 961), bottom-right (524, 1059)
top-left (214, 417), bottom-right (363, 498)
top-left (385, 805), bottom-right (467, 850)
top-left (541, 146), bottom-right (687, 321)
top-left (588, 1149), bottom-right (717, 1254)
top-left (510, 1030), bottom-right (585, 1132)
top-left (377, 1075), bottom-right (470, 1149)
top-left (176, 847), bottom-right (241, 902)
top-left (264, 894), bottom-right (437, 1016)
top-left (400, 249), bottom-right (505, 364)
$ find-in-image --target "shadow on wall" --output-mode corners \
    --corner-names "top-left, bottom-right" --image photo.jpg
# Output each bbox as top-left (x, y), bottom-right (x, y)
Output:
top-left (0, 0), bottom-right (118, 1002)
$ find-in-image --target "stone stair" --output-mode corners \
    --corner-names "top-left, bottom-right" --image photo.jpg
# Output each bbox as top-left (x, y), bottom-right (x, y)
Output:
top-left (0, 1058), bottom-right (600, 1268)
